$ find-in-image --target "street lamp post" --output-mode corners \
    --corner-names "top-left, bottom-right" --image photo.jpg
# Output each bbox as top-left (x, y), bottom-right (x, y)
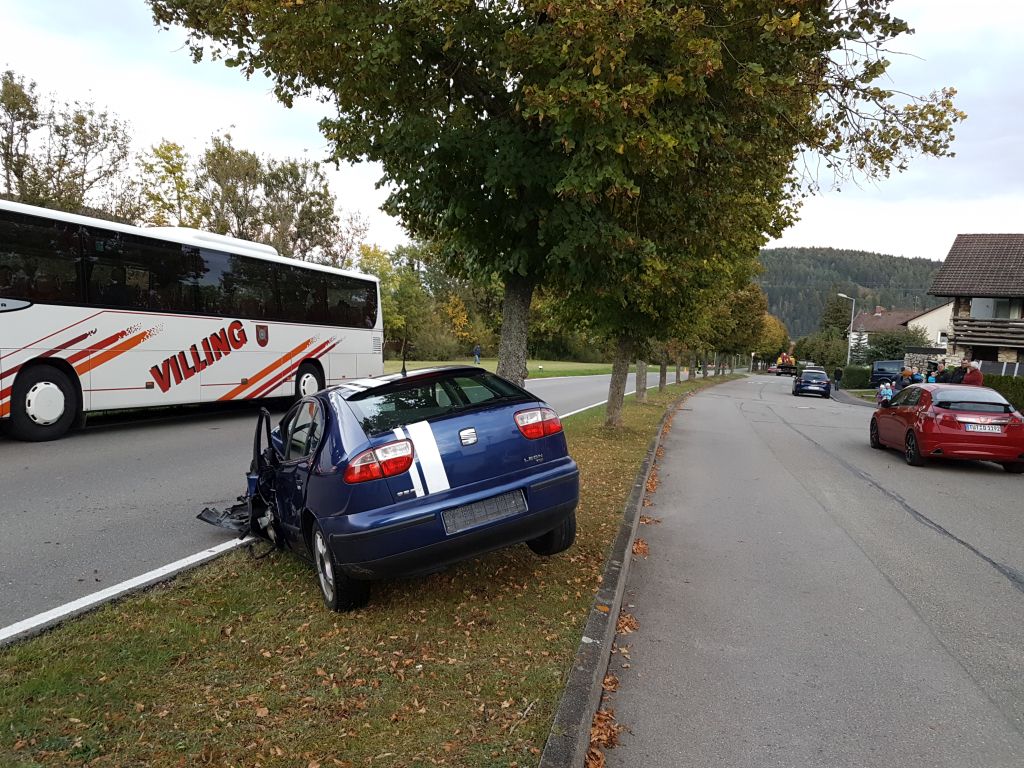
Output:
top-left (837, 293), bottom-right (856, 366)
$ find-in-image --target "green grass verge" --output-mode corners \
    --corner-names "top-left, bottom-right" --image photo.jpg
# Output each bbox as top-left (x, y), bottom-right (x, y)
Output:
top-left (0, 376), bottom-right (738, 768)
top-left (382, 359), bottom-right (632, 378)
top-left (844, 388), bottom-right (878, 403)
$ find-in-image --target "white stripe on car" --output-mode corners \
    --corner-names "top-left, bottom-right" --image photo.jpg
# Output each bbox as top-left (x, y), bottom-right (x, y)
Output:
top-left (393, 426), bottom-right (425, 498)
top-left (405, 420), bottom-right (451, 494)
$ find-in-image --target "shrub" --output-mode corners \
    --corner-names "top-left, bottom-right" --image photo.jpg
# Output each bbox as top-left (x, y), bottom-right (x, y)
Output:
top-left (985, 374), bottom-right (1024, 412)
top-left (842, 365), bottom-right (870, 389)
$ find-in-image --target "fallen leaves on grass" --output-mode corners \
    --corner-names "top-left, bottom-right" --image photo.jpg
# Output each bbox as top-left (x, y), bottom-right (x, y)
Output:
top-left (639, 514), bottom-right (660, 525)
top-left (616, 612), bottom-right (639, 635)
top-left (632, 538), bottom-right (649, 558)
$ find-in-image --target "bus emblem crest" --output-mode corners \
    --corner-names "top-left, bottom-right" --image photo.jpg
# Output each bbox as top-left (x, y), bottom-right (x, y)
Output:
top-left (256, 324), bottom-right (269, 347)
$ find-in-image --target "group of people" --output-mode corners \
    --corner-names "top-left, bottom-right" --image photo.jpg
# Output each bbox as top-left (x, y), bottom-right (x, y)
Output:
top-left (876, 359), bottom-right (984, 404)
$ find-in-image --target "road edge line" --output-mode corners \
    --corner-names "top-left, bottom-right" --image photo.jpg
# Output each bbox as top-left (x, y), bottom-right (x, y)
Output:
top-left (0, 537), bottom-right (252, 648)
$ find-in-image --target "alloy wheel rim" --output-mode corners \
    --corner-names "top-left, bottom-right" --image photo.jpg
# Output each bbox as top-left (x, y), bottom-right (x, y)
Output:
top-left (906, 434), bottom-right (916, 463)
top-left (870, 421), bottom-right (878, 444)
top-left (314, 532), bottom-right (334, 602)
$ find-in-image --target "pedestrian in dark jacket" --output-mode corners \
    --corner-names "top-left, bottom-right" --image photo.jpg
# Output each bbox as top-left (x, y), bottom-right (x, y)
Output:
top-left (949, 360), bottom-right (968, 384)
top-left (934, 362), bottom-right (950, 383)
top-left (833, 367), bottom-right (843, 390)
top-left (963, 361), bottom-right (984, 386)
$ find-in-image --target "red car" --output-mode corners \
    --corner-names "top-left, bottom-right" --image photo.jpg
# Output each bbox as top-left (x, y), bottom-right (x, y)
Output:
top-left (870, 384), bottom-right (1024, 472)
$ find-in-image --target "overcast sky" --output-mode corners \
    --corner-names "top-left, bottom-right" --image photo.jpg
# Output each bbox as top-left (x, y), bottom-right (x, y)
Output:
top-left (1, 1), bottom-right (1019, 260)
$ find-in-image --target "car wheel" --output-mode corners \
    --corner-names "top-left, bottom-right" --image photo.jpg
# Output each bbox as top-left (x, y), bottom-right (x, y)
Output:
top-left (1001, 462), bottom-right (1024, 474)
top-left (295, 362), bottom-right (325, 399)
top-left (904, 431), bottom-right (925, 467)
top-left (312, 525), bottom-right (370, 612)
top-left (527, 510), bottom-right (576, 556)
top-left (869, 419), bottom-right (883, 449)
top-left (9, 365), bottom-right (78, 442)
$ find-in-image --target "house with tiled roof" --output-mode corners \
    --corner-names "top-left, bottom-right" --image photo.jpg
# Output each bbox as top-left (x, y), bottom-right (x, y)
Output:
top-left (928, 234), bottom-right (1024, 364)
top-left (899, 301), bottom-right (954, 348)
top-left (849, 306), bottom-right (922, 348)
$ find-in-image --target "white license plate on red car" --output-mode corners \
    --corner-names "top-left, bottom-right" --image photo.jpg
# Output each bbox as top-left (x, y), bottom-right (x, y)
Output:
top-left (965, 424), bottom-right (1002, 433)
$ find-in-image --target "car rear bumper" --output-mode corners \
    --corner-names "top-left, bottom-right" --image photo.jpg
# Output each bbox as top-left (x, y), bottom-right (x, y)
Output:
top-left (322, 461), bottom-right (580, 578)
top-left (919, 438), bottom-right (1024, 461)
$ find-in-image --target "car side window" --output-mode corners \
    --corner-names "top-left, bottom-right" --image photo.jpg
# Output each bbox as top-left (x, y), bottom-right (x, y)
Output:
top-left (903, 389), bottom-right (923, 407)
top-left (889, 389), bottom-right (910, 407)
top-left (285, 400), bottom-right (323, 461)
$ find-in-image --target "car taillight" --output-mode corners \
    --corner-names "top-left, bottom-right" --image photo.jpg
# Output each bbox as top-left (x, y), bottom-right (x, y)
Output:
top-left (515, 408), bottom-right (562, 439)
top-left (343, 439), bottom-right (414, 484)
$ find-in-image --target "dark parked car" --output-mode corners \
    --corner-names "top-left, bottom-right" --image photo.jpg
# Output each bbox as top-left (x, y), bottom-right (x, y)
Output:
top-left (203, 367), bottom-right (579, 610)
top-left (869, 384), bottom-right (1024, 472)
top-left (870, 359), bottom-right (905, 387)
top-left (792, 369), bottom-right (831, 398)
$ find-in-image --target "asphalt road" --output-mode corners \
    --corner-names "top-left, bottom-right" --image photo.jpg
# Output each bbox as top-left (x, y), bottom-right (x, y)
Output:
top-left (0, 369), bottom-right (678, 628)
top-left (607, 375), bottom-right (1024, 767)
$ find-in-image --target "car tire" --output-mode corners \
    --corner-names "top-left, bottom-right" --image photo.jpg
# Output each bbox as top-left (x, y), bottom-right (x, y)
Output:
top-left (869, 419), bottom-right (883, 449)
top-left (1001, 462), bottom-right (1024, 474)
top-left (295, 362), bottom-right (325, 399)
top-left (527, 510), bottom-right (576, 556)
top-left (312, 525), bottom-right (370, 612)
top-left (904, 431), bottom-right (925, 467)
top-left (9, 365), bottom-right (78, 442)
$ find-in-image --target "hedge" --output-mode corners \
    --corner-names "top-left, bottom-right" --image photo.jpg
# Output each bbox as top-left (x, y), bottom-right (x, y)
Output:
top-left (842, 365), bottom-right (871, 389)
top-left (985, 374), bottom-right (1024, 411)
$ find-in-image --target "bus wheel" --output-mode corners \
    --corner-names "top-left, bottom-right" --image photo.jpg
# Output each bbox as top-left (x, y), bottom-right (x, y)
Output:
top-left (10, 365), bottom-right (78, 442)
top-left (295, 362), bottom-right (324, 399)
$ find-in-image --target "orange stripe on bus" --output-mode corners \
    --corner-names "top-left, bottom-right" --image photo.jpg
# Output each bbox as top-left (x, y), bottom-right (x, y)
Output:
top-left (0, 401), bottom-right (9, 419)
top-left (218, 337), bottom-right (316, 401)
top-left (74, 329), bottom-right (156, 376)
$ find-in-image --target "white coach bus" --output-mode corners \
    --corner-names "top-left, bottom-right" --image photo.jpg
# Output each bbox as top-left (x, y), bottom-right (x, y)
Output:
top-left (0, 199), bottom-right (383, 441)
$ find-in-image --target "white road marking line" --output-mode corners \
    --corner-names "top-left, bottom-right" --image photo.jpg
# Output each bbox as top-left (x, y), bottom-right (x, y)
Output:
top-left (0, 537), bottom-right (252, 646)
top-left (405, 420), bottom-right (451, 493)
top-left (560, 388), bottom-right (638, 419)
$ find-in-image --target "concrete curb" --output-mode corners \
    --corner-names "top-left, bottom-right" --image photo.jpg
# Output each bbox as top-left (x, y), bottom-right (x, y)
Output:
top-left (831, 388), bottom-right (876, 409)
top-left (538, 388), bottom-right (698, 768)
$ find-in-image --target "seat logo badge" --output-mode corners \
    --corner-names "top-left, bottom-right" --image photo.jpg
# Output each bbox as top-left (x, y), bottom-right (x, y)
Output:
top-left (459, 428), bottom-right (477, 446)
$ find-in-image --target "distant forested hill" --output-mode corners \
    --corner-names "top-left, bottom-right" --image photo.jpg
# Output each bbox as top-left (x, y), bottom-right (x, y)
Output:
top-left (758, 247), bottom-right (944, 339)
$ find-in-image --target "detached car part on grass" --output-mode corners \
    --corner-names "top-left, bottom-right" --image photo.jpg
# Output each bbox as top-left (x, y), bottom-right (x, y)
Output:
top-left (199, 367), bottom-right (580, 611)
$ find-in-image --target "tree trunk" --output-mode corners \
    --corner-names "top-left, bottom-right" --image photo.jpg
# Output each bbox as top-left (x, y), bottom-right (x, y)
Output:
top-left (687, 352), bottom-right (697, 380)
top-left (495, 274), bottom-right (535, 387)
top-left (604, 337), bottom-right (634, 427)
top-left (701, 353), bottom-right (709, 378)
top-left (675, 361), bottom-right (681, 384)
top-left (659, 360), bottom-right (668, 391)
top-left (635, 360), bottom-right (648, 403)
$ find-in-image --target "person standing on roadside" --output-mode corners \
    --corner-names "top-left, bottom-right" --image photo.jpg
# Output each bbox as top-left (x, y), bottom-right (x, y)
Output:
top-left (833, 366), bottom-right (844, 390)
top-left (472, 343), bottom-right (482, 365)
top-left (963, 360), bottom-right (984, 386)
top-left (934, 361), bottom-right (950, 383)
top-left (949, 359), bottom-right (968, 384)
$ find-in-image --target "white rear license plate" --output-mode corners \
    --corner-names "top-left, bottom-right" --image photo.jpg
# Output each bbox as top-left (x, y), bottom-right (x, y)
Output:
top-left (964, 424), bottom-right (1001, 433)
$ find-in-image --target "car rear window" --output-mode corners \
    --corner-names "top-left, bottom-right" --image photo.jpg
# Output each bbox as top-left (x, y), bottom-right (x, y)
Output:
top-left (339, 372), bottom-right (531, 435)
top-left (803, 371), bottom-right (828, 381)
top-left (933, 388), bottom-right (1013, 414)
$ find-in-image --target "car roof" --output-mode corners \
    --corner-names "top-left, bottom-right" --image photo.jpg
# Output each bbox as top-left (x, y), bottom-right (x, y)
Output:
top-left (325, 366), bottom-right (489, 400)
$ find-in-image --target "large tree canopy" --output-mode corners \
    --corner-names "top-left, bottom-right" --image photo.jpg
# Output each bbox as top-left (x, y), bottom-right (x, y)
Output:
top-left (148, 0), bottom-right (963, 396)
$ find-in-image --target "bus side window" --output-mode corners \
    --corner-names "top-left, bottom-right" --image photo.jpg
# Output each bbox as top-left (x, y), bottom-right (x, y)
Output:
top-left (0, 213), bottom-right (81, 304)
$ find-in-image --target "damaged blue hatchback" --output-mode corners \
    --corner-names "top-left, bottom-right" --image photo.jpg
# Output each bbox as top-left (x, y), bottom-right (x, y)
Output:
top-left (201, 367), bottom-right (579, 611)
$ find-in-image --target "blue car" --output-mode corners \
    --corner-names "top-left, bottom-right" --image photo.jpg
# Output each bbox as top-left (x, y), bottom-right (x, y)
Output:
top-left (792, 369), bottom-right (832, 398)
top-left (202, 366), bottom-right (579, 611)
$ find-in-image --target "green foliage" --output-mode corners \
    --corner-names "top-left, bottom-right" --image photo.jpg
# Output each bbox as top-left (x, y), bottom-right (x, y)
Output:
top-left (0, 69), bottom-right (134, 217)
top-left (754, 314), bottom-right (790, 360)
top-left (760, 247), bottom-right (945, 338)
top-left (820, 292), bottom-right (853, 334)
top-left (850, 334), bottom-right (870, 365)
top-left (865, 327), bottom-right (930, 362)
top-left (148, 0), bottom-right (964, 396)
top-left (138, 140), bottom-right (201, 227)
top-left (842, 365), bottom-right (871, 389)
top-left (794, 330), bottom-right (847, 370)
top-left (985, 375), bottom-right (1024, 412)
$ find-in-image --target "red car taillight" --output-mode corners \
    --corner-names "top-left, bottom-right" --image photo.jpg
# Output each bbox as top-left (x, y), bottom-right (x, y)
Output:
top-left (515, 407), bottom-right (562, 439)
top-left (343, 439), bottom-right (414, 484)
